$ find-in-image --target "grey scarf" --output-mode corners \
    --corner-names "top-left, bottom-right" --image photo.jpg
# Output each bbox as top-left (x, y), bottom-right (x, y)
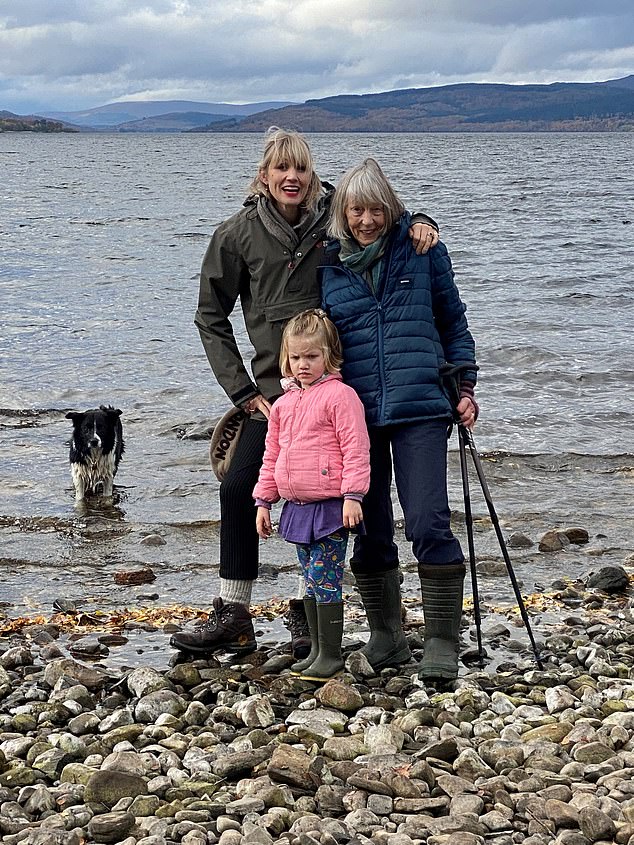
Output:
top-left (256, 196), bottom-right (315, 250)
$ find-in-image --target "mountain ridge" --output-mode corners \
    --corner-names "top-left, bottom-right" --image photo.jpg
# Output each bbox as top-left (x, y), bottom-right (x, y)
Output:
top-left (193, 76), bottom-right (634, 133)
top-left (3, 77), bottom-right (634, 133)
top-left (40, 100), bottom-right (297, 128)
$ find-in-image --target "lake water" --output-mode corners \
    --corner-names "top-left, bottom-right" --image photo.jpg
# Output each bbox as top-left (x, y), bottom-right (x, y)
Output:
top-left (1, 131), bottom-right (633, 659)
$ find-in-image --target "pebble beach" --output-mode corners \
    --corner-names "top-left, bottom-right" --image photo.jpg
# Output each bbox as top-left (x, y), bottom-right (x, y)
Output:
top-left (2, 562), bottom-right (634, 845)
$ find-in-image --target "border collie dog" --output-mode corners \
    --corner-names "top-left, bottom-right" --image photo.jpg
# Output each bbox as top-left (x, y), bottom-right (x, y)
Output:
top-left (66, 406), bottom-right (124, 501)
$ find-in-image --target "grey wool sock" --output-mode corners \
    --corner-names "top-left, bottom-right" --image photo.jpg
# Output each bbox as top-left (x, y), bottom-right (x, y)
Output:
top-left (296, 576), bottom-right (307, 599)
top-left (219, 579), bottom-right (254, 608)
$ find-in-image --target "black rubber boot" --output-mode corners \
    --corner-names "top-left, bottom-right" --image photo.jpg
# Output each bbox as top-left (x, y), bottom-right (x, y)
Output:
top-left (418, 562), bottom-right (466, 682)
top-left (170, 597), bottom-right (256, 655)
top-left (290, 597), bottom-right (319, 674)
top-left (284, 598), bottom-right (311, 659)
top-left (299, 602), bottom-right (344, 682)
top-left (354, 570), bottom-right (412, 671)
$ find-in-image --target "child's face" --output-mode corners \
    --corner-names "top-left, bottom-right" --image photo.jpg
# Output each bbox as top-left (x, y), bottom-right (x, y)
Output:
top-left (287, 336), bottom-right (326, 387)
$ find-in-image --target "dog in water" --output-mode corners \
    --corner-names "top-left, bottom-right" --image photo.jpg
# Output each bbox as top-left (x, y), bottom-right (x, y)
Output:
top-left (65, 405), bottom-right (124, 501)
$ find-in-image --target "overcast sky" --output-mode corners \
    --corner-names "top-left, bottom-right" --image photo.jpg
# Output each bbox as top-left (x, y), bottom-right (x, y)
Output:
top-left (1, 0), bottom-right (633, 114)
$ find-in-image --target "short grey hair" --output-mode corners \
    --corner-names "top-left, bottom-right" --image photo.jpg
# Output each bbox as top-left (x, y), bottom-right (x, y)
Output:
top-left (329, 158), bottom-right (405, 241)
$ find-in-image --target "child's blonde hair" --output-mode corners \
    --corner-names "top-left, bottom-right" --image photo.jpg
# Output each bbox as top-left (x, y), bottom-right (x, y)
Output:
top-left (280, 309), bottom-right (343, 377)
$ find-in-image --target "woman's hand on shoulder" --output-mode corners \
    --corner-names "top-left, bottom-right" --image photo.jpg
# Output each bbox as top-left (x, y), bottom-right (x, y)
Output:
top-left (409, 222), bottom-right (439, 255)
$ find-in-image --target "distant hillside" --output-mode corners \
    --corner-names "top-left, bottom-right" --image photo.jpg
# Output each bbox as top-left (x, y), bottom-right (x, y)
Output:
top-left (0, 111), bottom-right (76, 132)
top-left (40, 100), bottom-right (297, 129)
top-left (197, 76), bottom-right (634, 132)
top-left (115, 112), bottom-right (233, 132)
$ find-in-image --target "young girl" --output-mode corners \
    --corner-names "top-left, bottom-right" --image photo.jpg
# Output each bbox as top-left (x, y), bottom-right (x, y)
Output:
top-left (253, 309), bottom-right (370, 681)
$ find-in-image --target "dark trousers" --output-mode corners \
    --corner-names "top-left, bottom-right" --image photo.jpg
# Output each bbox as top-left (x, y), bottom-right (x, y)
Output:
top-left (350, 419), bottom-right (463, 575)
top-left (219, 418), bottom-right (267, 581)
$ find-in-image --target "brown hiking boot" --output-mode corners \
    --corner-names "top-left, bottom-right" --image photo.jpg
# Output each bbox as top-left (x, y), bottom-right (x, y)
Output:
top-left (284, 598), bottom-right (311, 659)
top-left (170, 597), bottom-right (256, 655)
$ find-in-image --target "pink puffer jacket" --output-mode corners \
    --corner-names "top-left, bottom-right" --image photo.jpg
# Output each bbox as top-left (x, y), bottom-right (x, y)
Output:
top-left (253, 373), bottom-right (370, 504)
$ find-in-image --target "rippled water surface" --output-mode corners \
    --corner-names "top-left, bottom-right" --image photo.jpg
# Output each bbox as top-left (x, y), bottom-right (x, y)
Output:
top-left (1, 132), bottom-right (633, 645)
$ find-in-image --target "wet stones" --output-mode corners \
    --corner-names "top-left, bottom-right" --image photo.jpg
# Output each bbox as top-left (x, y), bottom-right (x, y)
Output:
top-left (2, 569), bottom-right (634, 844)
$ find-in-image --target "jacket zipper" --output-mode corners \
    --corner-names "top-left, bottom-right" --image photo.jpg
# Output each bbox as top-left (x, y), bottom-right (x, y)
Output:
top-left (374, 234), bottom-right (395, 426)
top-left (376, 302), bottom-right (387, 425)
top-left (339, 263), bottom-right (388, 425)
top-left (285, 391), bottom-right (302, 502)
top-left (287, 207), bottom-right (328, 276)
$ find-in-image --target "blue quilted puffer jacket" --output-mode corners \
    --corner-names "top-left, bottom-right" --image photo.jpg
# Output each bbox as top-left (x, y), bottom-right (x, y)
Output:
top-left (319, 213), bottom-right (477, 428)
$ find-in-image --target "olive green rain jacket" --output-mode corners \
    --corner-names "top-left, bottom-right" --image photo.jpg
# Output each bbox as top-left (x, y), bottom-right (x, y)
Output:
top-left (194, 188), bottom-right (333, 407)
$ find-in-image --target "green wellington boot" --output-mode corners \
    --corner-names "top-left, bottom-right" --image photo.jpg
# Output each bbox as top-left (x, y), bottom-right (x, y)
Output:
top-left (418, 562), bottom-right (466, 682)
top-left (299, 601), bottom-right (344, 682)
top-left (290, 597), bottom-right (319, 674)
top-left (354, 569), bottom-right (411, 671)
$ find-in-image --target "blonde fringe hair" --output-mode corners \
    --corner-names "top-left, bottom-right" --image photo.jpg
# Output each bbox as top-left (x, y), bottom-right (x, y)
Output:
top-left (328, 157), bottom-right (405, 241)
top-left (249, 127), bottom-right (322, 211)
top-left (280, 309), bottom-right (343, 377)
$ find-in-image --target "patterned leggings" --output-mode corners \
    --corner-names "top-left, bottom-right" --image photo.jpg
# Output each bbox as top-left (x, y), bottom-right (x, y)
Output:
top-left (296, 531), bottom-right (349, 603)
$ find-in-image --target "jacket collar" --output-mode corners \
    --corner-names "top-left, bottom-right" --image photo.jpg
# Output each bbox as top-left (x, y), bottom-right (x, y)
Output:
top-left (280, 372), bottom-right (342, 393)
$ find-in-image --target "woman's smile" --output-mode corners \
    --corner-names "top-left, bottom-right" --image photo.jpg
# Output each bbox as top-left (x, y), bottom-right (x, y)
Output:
top-left (261, 160), bottom-right (310, 222)
top-left (345, 202), bottom-right (386, 246)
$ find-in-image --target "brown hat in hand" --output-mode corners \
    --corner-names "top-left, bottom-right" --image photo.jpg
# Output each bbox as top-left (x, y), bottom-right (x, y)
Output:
top-left (209, 406), bottom-right (248, 481)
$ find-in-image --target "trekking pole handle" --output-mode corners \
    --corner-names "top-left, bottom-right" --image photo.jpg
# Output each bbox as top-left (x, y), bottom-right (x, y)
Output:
top-left (440, 362), bottom-right (479, 421)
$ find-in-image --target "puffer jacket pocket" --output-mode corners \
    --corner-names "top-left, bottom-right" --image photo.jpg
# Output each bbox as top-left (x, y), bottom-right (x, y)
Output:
top-left (318, 455), bottom-right (331, 491)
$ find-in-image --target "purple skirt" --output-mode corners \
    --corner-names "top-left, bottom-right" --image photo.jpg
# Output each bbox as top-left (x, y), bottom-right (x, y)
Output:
top-left (278, 498), bottom-right (345, 544)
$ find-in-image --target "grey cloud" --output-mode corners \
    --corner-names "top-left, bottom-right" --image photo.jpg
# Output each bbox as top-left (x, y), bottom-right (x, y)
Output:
top-left (0, 0), bottom-right (632, 113)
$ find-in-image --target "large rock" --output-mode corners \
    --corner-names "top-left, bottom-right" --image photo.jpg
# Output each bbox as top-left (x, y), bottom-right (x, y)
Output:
top-left (211, 746), bottom-right (272, 779)
top-left (585, 565), bottom-right (629, 593)
top-left (43, 658), bottom-right (110, 691)
top-left (234, 694), bottom-right (277, 728)
top-left (134, 689), bottom-right (187, 723)
top-left (317, 679), bottom-right (364, 712)
top-left (538, 530), bottom-right (570, 552)
top-left (579, 806), bottom-right (617, 841)
top-left (126, 667), bottom-right (172, 698)
top-left (87, 812), bottom-right (135, 843)
top-left (267, 744), bottom-right (324, 792)
top-left (84, 769), bottom-right (149, 806)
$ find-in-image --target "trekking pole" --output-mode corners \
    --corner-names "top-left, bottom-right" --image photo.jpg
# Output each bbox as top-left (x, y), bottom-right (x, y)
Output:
top-left (441, 366), bottom-right (484, 667)
top-left (441, 363), bottom-right (544, 670)
top-left (456, 414), bottom-right (485, 667)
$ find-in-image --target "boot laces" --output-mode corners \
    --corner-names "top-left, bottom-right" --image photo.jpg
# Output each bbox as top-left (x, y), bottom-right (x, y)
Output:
top-left (196, 597), bottom-right (229, 631)
top-left (284, 603), bottom-right (309, 638)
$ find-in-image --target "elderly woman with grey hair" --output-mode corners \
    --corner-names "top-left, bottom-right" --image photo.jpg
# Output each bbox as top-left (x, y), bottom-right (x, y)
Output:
top-left (320, 158), bottom-right (478, 683)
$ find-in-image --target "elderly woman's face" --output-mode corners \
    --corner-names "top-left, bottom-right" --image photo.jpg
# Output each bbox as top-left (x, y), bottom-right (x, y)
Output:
top-left (345, 201), bottom-right (386, 246)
